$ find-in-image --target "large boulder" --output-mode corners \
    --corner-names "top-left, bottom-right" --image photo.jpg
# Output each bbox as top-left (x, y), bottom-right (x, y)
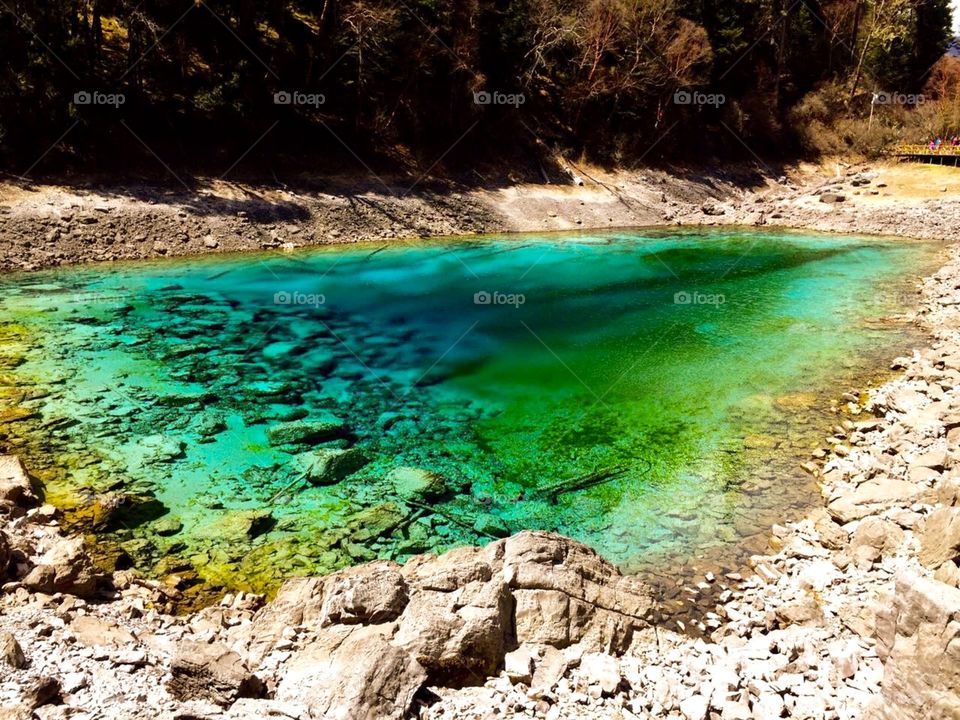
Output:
top-left (394, 570), bottom-right (511, 683)
top-left (870, 572), bottom-right (960, 719)
top-left (938, 474), bottom-right (960, 506)
top-left (827, 478), bottom-right (932, 523)
top-left (0, 456), bottom-right (37, 512)
top-left (21, 536), bottom-right (99, 597)
top-left (231, 562), bottom-right (408, 666)
top-left (317, 561), bottom-right (408, 626)
top-left (231, 531), bottom-right (654, 718)
top-left (167, 641), bottom-right (262, 707)
top-left (275, 626), bottom-right (426, 720)
top-left (230, 576), bottom-right (324, 667)
top-left (501, 532), bottom-right (654, 653)
top-left (851, 518), bottom-right (905, 566)
top-left (69, 616), bottom-right (137, 647)
top-left (919, 507), bottom-right (960, 570)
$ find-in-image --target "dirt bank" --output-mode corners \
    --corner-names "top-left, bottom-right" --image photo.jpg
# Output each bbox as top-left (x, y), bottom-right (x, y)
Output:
top-left (1, 161), bottom-right (958, 273)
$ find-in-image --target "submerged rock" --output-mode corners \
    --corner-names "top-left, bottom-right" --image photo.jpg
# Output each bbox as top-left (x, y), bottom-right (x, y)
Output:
top-left (346, 503), bottom-right (406, 543)
top-left (73, 491), bottom-right (167, 532)
top-left (154, 515), bottom-right (184, 537)
top-left (474, 513), bottom-right (510, 538)
top-left (267, 419), bottom-right (347, 446)
top-left (389, 466), bottom-right (448, 501)
top-left (246, 380), bottom-right (300, 399)
top-left (82, 492), bottom-right (139, 530)
top-left (261, 341), bottom-right (305, 360)
top-left (137, 434), bottom-right (186, 464)
top-left (300, 448), bottom-right (368, 486)
top-left (192, 412), bottom-right (227, 438)
top-left (212, 510), bottom-right (275, 542)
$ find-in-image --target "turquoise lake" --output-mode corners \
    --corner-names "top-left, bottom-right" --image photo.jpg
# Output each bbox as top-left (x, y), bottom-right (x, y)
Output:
top-left (0, 228), bottom-right (941, 593)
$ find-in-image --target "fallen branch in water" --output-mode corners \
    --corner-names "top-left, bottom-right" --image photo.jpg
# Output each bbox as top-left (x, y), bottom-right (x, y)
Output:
top-left (268, 471), bottom-right (310, 505)
top-left (531, 460), bottom-right (650, 503)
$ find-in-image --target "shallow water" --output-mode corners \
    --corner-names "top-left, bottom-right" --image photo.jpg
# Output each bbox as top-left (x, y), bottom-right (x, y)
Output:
top-left (0, 228), bottom-right (942, 591)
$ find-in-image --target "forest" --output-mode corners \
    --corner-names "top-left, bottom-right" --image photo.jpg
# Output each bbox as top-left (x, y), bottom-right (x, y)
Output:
top-left (0, 0), bottom-right (957, 175)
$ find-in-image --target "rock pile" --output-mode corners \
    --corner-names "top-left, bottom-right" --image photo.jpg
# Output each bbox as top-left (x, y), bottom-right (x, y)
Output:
top-left (1, 491), bottom-right (654, 720)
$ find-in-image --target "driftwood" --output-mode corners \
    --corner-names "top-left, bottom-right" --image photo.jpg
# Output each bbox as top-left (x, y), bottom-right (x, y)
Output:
top-left (363, 245), bottom-right (389, 260)
top-left (530, 461), bottom-right (649, 503)
top-left (268, 470), bottom-right (310, 505)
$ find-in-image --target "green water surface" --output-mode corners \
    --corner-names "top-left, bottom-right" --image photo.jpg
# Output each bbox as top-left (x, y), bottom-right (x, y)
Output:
top-left (0, 228), bottom-right (941, 591)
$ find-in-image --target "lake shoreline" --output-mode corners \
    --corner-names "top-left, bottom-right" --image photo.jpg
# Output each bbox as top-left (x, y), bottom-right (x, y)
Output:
top-left (2, 161), bottom-right (960, 273)
top-left (1, 162), bottom-right (960, 718)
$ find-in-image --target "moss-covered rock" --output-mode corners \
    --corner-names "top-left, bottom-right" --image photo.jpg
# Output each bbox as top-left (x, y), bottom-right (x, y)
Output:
top-left (210, 509), bottom-right (276, 542)
top-left (473, 513), bottom-right (510, 539)
top-left (389, 467), bottom-right (449, 501)
top-left (300, 448), bottom-right (368, 486)
top-left (266, 419), bottom-right (347, 446)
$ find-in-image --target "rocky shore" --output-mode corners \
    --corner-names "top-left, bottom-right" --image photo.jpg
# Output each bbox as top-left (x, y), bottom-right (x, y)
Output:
top-left (1, 162), bottom-right (960, 720)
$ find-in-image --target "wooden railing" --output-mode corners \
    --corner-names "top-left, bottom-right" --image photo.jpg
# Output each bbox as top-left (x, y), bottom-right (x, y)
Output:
top-left (894, 144), bottom-right (960, 156)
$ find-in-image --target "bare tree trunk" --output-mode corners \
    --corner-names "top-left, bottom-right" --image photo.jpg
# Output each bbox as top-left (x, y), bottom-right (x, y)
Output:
top-left (92, 1), bottom-right (103, 62)
top-left (850, 0), bottom-right (888, 99)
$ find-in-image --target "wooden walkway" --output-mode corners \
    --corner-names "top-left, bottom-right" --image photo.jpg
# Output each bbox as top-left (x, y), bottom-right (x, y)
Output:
top-left (894, 144), bottom-right (960, 166)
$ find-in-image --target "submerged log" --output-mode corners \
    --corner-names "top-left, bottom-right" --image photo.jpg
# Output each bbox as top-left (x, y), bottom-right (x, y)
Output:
top-left (530, 463), bottom-right (647, 503)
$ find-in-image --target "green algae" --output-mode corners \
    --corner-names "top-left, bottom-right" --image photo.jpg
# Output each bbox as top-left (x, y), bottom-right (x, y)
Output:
top-left (0, 228), bottom-right (944, 593)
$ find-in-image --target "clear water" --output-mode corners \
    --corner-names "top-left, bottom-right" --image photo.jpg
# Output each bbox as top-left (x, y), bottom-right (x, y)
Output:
top-left (0, 228), bottom-right (940, 592)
